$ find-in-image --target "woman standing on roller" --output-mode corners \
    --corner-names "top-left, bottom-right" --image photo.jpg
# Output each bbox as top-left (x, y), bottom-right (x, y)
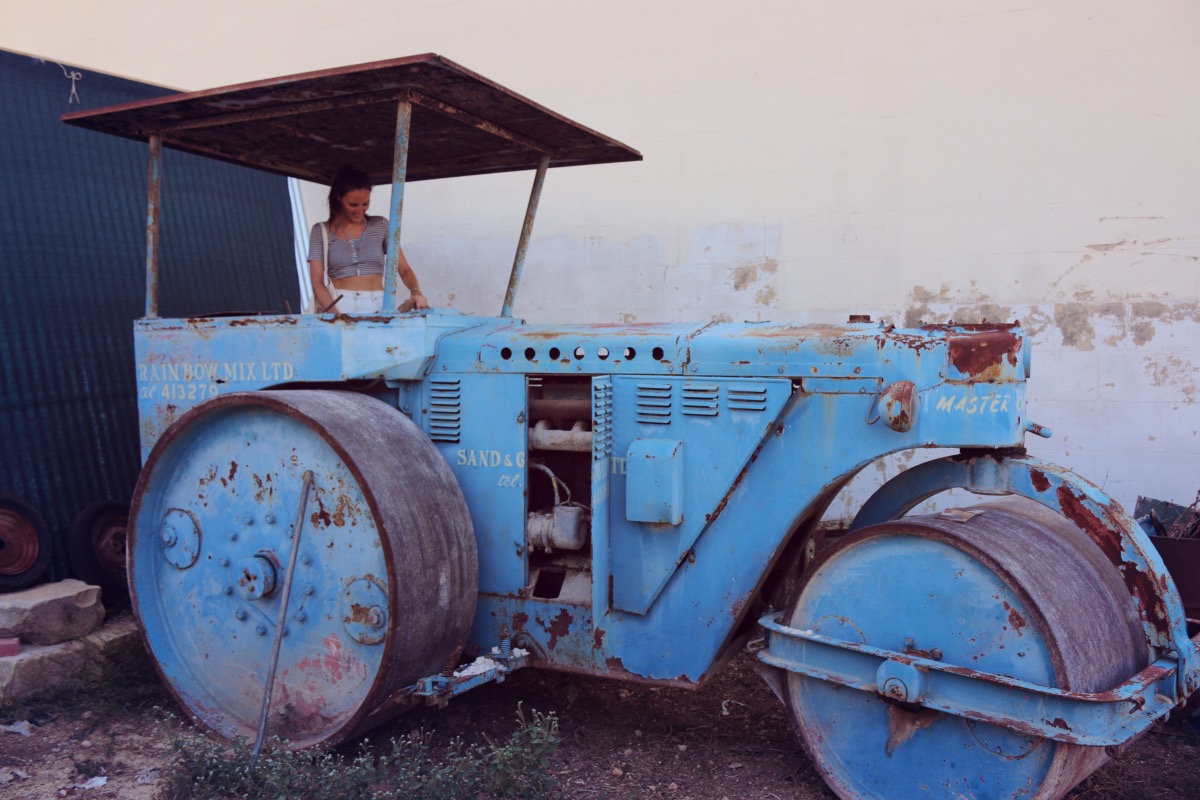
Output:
top-left (308, 165), bottom-right (428, 314)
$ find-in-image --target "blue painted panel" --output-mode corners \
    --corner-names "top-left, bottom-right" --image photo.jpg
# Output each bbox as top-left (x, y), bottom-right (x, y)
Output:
top-left (590, 377), bottom-right (613, 622)
top-left (431, 373), bottom-right (527, 595)
top-left (625, 439), bottom-right (683, 524)
top-left (608, 376), bottom-right (792, 615)
top-left (134, 311), bottom-right (487, 457)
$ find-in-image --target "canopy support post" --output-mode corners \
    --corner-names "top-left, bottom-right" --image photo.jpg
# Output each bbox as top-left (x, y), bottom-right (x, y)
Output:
top-left (501, 154), bottom-right (550, 318)
top-left (145, 133), bottom-right (162, 318)
top-left (383, 98), bottom-right (412, 311)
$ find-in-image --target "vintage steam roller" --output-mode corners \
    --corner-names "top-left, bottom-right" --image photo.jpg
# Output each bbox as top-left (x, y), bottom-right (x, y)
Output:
top-left (64, 55), bottom-right (1199, 798)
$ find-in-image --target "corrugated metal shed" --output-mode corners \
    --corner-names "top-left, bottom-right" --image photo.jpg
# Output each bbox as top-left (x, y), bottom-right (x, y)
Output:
top-left (0, 50), bottom-right (298, 582)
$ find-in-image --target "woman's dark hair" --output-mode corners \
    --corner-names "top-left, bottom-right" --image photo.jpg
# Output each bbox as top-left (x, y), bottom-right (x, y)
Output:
top-left (327, 165), bottom-right (372, 222)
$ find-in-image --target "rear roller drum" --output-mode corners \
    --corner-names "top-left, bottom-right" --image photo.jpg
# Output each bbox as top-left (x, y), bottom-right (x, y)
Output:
top-left (129, 391), bottom-right (478, 748)
top-left (786, 499), bottom-right (1147, 800)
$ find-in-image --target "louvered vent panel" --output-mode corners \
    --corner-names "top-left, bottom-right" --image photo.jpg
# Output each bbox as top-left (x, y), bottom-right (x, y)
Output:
top-left (593, 379), bottom-right (613, 459)
top-left (635, 382), bottom-right (673, 425)
top-left (428, 378), bottom-right (462, 442)
top-left (728, 384), bottom-right (769, 412)
top-left (681, 384), bottom-right (719, 416)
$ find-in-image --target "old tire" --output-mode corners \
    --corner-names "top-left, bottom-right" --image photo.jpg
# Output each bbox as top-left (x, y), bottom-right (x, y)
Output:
top-left (67, 501), bottom-right (130, 600)
top-left (0, 493), bottom-right (52, 592)
top-left (786, 499), bottom-right (1147, 800)
top-left (129, 390), bottom-right (478, 747)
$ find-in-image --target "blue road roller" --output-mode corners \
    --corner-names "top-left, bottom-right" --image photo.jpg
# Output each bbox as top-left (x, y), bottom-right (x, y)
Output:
top-left (64, 54), bottom-right (1200, 799)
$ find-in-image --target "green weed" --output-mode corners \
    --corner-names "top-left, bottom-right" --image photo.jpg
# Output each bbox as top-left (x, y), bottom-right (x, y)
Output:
top-left (154, 703), bottom-right (563, 800)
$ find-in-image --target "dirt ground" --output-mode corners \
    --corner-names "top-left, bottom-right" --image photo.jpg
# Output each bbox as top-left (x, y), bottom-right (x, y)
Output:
top-left (2, 640), bottom-right (1200, 800)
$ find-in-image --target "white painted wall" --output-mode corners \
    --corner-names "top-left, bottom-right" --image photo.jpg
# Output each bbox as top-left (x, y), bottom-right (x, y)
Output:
top-left (6, 0), bottom-right (1198, 513)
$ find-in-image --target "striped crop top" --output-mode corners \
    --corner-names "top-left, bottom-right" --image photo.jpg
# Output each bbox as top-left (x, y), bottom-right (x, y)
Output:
top-left (308, 216), bottom-right (389, 280)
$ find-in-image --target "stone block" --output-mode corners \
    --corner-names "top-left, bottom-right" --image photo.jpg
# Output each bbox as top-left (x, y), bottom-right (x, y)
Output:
top-left (0, 616), bottom-right (142, 705)
top-left (0, 579), bottom-right (105, 645)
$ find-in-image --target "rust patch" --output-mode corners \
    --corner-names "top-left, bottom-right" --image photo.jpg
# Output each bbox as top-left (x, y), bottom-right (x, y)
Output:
top-left (310, 496), bottom-right (332, 528)
top-left (540, 609), bottom-right (573, 650)
top-left (605, 655), bottom-right (633, 677)
top-left (331, 493), bottom-right (355, 527)
top-left (1030, 469), bottom-right (1050, 493)
top-left (228, 461), bottom-right (238, 482)
top-left (1047, 717), bottom-right (1072, 730)
top-left (946, 330), bottom-right (1020, 380)
top-left (1055, 484), bottom-right (1171, 639)
top-left (227, 316), bottom-right (299, 327)
top-left (593, 628), bottom-right (605, 650)
top-left (511, 612), bottom-right (529, 632)
top-left (252, 472), bottom-right (274, 503)
top-left (704, 446), bottom-right (764, 525)
top-left (1003, 601), bottom-right (1028, 636)
top-left (345, 603), bottom-right (372, 624)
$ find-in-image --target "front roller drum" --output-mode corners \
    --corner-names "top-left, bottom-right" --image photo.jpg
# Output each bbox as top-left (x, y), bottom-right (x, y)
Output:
top-left (129, 391), bottom-right (478, 748)
top-left (786, 499), bottom-right (1147, 800)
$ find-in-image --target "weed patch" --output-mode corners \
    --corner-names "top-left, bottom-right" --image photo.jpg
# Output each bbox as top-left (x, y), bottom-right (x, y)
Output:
top-left (155, 704), bottom-right (563, 800)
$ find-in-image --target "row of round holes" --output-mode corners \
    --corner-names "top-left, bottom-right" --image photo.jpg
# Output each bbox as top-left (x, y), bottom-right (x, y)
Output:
top-left (499, 346), bottom-right (666, 362)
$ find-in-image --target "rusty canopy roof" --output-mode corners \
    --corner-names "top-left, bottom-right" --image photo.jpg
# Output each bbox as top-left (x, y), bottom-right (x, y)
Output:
top-left (62, 54), bottom-right (642, 185)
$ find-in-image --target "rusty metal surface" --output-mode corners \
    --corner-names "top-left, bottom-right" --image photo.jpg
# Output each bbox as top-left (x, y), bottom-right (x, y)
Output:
top-left (502, 154), bottom-right (549, 317)
top-left (62, 54), bottom-right (642, 185)
top-left (383, 99), bottom-right (412, 311)
top-left (144, 134), bottom-right (162, 318)
top-left (779, 500), bottom-right (1152, 798)
top-left (849, 451), bottom-right (1196, 674)
top-left (128, 391), bottom-right (478, 747)
top-left (0, 508), bottom-right (40, 576)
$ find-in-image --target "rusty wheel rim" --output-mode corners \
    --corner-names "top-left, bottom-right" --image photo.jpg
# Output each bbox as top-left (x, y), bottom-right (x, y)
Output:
top-left (0, 508), bottom-right (41, 576)
top-left (92, 516), bottom-right (129, 581)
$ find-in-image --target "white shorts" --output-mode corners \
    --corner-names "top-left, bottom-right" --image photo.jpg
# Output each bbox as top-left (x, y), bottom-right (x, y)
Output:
top-left (336, 290), bottom-right (384, 314)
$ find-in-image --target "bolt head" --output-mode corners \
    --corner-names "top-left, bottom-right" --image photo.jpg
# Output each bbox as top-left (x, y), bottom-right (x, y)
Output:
top-left (366, 605), bottom-right (386, 629)
top-left (235, 608), bottom-right (247, 621)
top-left (160, 524), bottom-right (178, 547)
top-left (264, 513), bottom-right (276, 524)
top-left (255, 625), bottom-right (267, 636)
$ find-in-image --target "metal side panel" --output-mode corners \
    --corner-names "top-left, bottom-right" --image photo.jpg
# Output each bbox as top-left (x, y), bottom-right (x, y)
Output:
top-left (607, 376), bottom-right (792, 615)
top-left (431, 372), bottom-right (527, 595)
